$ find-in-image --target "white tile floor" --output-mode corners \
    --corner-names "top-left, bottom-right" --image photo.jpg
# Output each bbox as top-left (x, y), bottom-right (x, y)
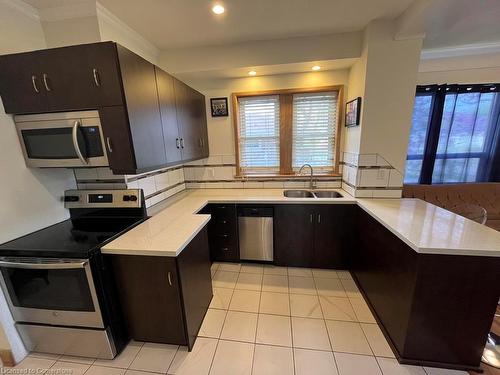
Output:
top-left (7, 262), bottom-right (469, 375)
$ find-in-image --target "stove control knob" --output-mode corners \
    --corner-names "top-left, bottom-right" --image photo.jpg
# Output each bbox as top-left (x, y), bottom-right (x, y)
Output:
top-left (129, 195), bottom-right (138, 202)
top-left (123, 195), bottom-right (131, 201)
top-left (64, 195), bottom-right (79, 202)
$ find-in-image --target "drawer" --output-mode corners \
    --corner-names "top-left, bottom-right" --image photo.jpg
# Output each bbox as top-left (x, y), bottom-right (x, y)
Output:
top-left (210, 204), bottom-right (236, 219)
top-left (210, 244), bottom-right (238, 262)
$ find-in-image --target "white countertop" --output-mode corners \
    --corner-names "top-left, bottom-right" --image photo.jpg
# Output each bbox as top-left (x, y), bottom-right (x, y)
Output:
top-left (101, 189), bottom-right (500, 258)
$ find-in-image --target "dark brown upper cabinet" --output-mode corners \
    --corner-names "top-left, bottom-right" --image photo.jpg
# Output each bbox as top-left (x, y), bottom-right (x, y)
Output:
top-left (155, 68), bottom-right (182, 164)
top-left (174, 78), bottom-right (209, 162)
top-left (0, 42), bottom-right (208, 175)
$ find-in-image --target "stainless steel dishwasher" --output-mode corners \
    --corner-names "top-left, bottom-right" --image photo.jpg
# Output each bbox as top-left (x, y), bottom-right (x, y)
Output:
top-left (238, 206), bottom-right (274, 261)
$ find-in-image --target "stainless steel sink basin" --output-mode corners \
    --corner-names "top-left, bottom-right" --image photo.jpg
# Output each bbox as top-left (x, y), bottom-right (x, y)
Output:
top-left (313, 191), bottom-right (343, 198)
top-left (283, 190), bottom-right (315, 198)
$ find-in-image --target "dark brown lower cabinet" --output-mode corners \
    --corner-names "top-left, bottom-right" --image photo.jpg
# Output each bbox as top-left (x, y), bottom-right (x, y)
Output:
top-left (353, 208), bottom-right (500, 372)
top-left (201, 204), bottom-right (240, 262)
top-left (274, 204), bottom-right (356, 269)
top-left (109, 227), bottom-right (212, 350)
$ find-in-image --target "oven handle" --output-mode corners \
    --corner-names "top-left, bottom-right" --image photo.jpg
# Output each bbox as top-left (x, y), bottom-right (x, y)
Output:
top-left (72, 120), bottom-right (88, 165)
top-left (0, 260), bottom-right (88, 270)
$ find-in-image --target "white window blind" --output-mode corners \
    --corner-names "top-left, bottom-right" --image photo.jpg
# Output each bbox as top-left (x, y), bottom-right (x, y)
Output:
top-left (292, 92), bottom-right (338, 172)
top-left (238, 95), bottom-right (280, 174)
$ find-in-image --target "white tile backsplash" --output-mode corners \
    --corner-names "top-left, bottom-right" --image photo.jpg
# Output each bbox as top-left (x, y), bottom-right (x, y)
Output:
top-left (358, 154), bottom-right (377, 167)
top-left (388, 169), bottom-right (404, 188)
top-left (74, 168), bottom-right (98, 180)
top-left (154, 172), bottom-right (170, 191)
top-left (138, 176), bottom-right (157, 197)
top-left (358, 169), bottom-right (389, 188)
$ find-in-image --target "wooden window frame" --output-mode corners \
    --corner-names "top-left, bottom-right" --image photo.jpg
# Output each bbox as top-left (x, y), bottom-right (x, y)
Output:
top-left (232, 85), bottom-right (344, 177)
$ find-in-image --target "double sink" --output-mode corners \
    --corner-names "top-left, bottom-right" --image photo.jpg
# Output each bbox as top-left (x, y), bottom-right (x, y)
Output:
top-left (284, 190), bottom-right (343, 198)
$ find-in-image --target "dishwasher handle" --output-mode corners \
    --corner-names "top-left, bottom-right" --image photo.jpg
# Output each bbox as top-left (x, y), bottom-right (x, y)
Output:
top-left (237, 206), bottom-right (273, 217)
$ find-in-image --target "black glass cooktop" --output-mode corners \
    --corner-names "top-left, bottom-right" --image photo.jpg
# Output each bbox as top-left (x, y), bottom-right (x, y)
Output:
top-left (0, 217), bottom-right (145, 258)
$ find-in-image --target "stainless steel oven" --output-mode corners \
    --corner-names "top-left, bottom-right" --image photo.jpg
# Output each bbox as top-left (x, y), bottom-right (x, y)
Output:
top-left (14, 111), bottom-right (109, 168)
top-left (0, 257), bottom-right (104, 329)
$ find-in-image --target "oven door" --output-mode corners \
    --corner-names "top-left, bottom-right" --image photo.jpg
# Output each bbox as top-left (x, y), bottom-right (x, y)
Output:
top-left (15, 111), bottom-right (109, 168)
top-left (0, 258), bottom-right (104, 329)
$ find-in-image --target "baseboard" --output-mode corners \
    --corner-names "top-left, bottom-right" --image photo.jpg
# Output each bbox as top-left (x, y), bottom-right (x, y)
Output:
top-left (0, 349), bottom-right (15, 367)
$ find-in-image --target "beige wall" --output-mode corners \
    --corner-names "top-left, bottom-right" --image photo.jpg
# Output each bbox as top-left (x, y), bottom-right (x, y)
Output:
top-left (357, 21), bottom-right (422, 172)
top-left (42, 16), bottom-right (101, 48)
top-left (186, 69), bottom-right (350, 159)
top-left (0, 1), bottom-right (78, 363)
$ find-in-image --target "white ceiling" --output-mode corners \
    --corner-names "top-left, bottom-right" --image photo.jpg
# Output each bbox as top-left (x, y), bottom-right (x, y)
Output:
top-left (24, 0), bottom-right (413, 49)
top-left (422, 0), bottom-right (500, 49)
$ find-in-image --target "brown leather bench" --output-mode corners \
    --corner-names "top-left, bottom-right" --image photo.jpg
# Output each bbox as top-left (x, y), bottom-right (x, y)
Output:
top-left (402, 183), bottom-right (500, 231)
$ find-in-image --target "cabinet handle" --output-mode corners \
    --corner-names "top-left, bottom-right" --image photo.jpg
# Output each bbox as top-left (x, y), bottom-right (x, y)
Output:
top-left (310, 214), bottom-right (313, 223)
top-left (31, 75), bottom-right (40, 93)
top-left (180, 138), bottom-right (185, 148)
top-left (318, 214), bottom-right (321, 224)
top-left (92, 68), bottom-right (101, 87)
top-left (72, 121), bottom-right (88, 165)
top-left (176, 138), bottom-right (180, 149)
top-left (42, 73), bottom-right (51, 91)
top-left (167, 271), bottom-right (172, 286)
top-left (222, 247), bottom-right (229, 251)
top-left (106, 137), bottom-right (113, 153)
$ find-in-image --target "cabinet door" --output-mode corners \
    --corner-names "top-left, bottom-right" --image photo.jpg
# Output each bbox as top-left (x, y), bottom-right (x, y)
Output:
top-left (155, 68), bottom-right (182, 164)
top-left (117, 45), bottom-right (166, 171)
top-left (0, 52), bottom-right (47, 114)
top-left (194, 90), bottom-right (209, 158)
top-left (111, 255), bottom-right (186, 344)
top-left (99, 106), bottom-right (137, 174)
top-left (274, 205), bottom-right (315, 267)
top-left (40, 43), bottom-right (123, 111)
top-left (313, 205), bottom-right (355, 269)
top-left (177, 227), bottom-right (212, 350)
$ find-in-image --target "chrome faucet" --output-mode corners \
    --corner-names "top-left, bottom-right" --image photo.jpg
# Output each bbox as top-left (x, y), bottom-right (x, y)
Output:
top-left (299, 164), bottom-right (316, 190)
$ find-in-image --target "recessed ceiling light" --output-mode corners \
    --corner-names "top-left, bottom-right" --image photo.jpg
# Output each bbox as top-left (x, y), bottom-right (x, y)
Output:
top-left (248, 70), bottom-right (257, 76)
top-left (312, 65), bottom-right (321, 71)
top-left (212, 4), bottom-right (225, 14)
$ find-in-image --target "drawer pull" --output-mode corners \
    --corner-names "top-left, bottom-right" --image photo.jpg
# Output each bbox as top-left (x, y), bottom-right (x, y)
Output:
top-left (42, 73), bottom-right (51, 91)
top-left (217, 234), bottom-right (229, 238)
top-left (222, 247), bottom-right (229, 251)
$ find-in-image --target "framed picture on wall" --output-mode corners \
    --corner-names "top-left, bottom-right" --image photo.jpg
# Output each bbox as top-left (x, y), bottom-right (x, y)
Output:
top-left (345, 97), bottom-right (361, 127)
top-left (210, 97), bottom-right (229, 117)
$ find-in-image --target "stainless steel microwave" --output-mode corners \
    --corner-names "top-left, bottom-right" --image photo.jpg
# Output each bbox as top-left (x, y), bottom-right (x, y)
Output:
top-left (14, 111), bottom-right (109, 168)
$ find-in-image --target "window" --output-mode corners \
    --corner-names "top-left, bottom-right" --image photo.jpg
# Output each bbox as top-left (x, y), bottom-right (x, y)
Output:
top-left (238, 95), bottom-right (280, 174)
top-left (292, 92), bottom-right (338, 172)
top-left (233, 87), bottom-right (342, 176)
top-left (404, 84), bottom-right (500, 184)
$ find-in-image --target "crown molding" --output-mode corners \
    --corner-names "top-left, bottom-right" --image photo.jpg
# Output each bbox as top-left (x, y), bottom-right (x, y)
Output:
top-left (421, 41), bottom-right (500, 60)
top-left (96, 1), bottom-right (159, 60)
top-left (1, 0), bottom-right (39, 20)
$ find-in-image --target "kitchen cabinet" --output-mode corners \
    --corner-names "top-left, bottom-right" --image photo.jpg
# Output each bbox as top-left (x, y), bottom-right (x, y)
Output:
top-left (200, 204), bottom-right (239, 262)
top-left (274, 204), bottom-right (355, 269)
top-left (0, 43), bottom-right (123, 114)
top-left (155, 68), bottom-right (182, 164)
top-left (353, 208), bottom-right (500, 371)
top-left (174, 79), bottom-right (209, 162)
top-left (0, 42), bottom-right (209, 174)
top-left (109, 227), bottom-right (212, 350)
top-left (274, 205), bottom-right (315, 267)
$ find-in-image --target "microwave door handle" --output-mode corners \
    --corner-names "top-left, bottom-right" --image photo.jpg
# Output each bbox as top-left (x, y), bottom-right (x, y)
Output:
top-left (0, 260), bottom-right (87, 270)
top-left (72, 120), bottom-right (88, 165)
